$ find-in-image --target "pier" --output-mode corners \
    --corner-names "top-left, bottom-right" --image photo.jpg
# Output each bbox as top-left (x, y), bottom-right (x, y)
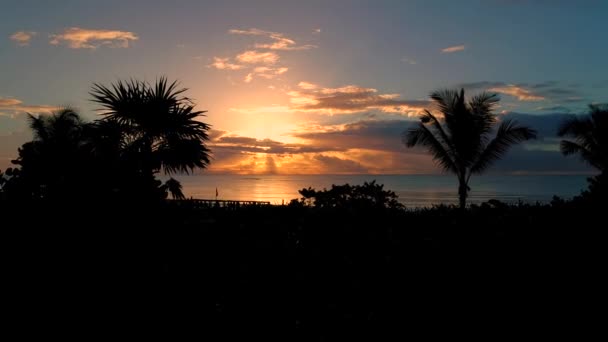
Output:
top-left (170, 199), bottom-right (272, 209)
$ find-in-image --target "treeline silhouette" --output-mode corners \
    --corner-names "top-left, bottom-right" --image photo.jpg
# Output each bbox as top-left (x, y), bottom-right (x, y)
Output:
top-left (1, 78), bottom-right (210, 206)
top-left (1, 80), bottom-right (607, 339)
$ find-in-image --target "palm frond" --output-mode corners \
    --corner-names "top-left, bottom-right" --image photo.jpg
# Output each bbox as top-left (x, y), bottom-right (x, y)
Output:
top-left (560, 140), bottom-right (602, 170)
top-left (468, 92), bottom-right (500, 115)
top-left (430, 89), bottom-right (459, 117)
top-left (470, 119), bottom-right (537, 174)
top-left (403, 123), bottom-right (457, 173)
top-left (163, 177), bottom-right (186, 200)
top-left (27, 113), bottom-right (48, 141)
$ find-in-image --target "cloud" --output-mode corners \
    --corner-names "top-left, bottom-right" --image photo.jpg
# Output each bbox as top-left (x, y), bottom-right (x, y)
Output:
top-left (0, 97), bottom-right (57, 116)
top-left (562, 97), bottom-right (585, 103)
top-left (242, 67), bottom-right (288, 83)
top-left (206, 112), bottom-right (590, 175)
top-left (458, 81), bottom-right (507, 90)
top-left (229, 28), bottom-right (316, 50)
top-left (286, 82), bottom-right (429, 115)
top-left (295, 119), bottom-right (416, 153)
top-left (298, 81), bottom-right (318, 90)
top-left (0, 98), bottom-right (23, 107)
top-left (536, 105), bottom-right (572, 113)
top-left (212, 134), bottom-right (339, 155)
top-left (208, 57), bottom-right (244, 70)
top-left (488, 85), bottom-right (545, 101)
top-left (10, 31), bottom-right (36, 46)
top-left (441, 45), bottom-right (465, 53)
top-left (401, 57), bottom-right (417, 65)
top-left (229, 105), bottom-right (292, 114)
top-left (313, 155), bottom-right (368, 173)
top-left (211, 27), bottom-right (316, 83)
top-left (458, 81), bottom-right (584, 105)
top-left (49, 27), bottom-right (138, 49)
top-left (236, 50), bottom-right (280, 64)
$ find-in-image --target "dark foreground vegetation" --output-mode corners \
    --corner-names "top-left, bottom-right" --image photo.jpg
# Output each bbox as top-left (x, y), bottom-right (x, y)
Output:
top-left (2, 179), bottom-right (606, 339)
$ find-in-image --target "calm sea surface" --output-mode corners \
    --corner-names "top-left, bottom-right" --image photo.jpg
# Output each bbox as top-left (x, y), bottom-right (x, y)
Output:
top-left (170, 174), bottom-right (590, 208)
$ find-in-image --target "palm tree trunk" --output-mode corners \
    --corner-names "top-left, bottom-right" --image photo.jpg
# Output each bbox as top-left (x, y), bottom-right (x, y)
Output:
top-left (458, 180), bottom-right (468, 210)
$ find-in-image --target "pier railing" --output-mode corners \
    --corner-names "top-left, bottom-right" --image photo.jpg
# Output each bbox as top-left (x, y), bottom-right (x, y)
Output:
top-left (169, 199), bottom-right (271, 209)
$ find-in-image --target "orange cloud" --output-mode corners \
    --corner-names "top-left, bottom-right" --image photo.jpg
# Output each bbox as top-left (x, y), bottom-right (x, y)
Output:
top-left (208, 57), bottom-right (244, 70)
top-left (0, 97), bottom-right (58, 117)
top-left (236, 50), bottom-right (280, 64)
top-left (10, 31), bottom-right (36, 46)
top-left (49, 27), bottom-right (138, 49)
top-left (229, 28), bottom-right (316, 50)
top-left (211, 28), bottom-right (315, 83)
top-left (298, 82), bottom-right (318, 90)
top-left (441, 45), bottom-right (465, 53)
top-left (489, 85), bottom-right (545, 101)
top-left (286, 82), bottom-right (429, 116)
top-left (0, 98), bottom-right (23, 107)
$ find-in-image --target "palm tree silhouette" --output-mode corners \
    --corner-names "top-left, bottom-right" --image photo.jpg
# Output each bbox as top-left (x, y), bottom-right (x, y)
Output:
top-left (162, 177), bottom-right (186, 200)
top-left (558, 104), bottom-right (608, 172)
top-left (11, 108), bottom-right (92, 199)
top-left (90, 77), bottom-right (211, 179)
top-left (404, 89), bottom-right (537, 209)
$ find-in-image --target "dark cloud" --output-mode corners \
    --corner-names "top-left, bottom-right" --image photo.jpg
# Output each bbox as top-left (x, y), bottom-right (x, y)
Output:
top-left (493, 147), bottom-right (590, 173)
top-left (561, 97), bottom-right (587, 103)
top-left (457, 80), bottom-right (584, 104)
top-left (457, 81), bottom-right (506, 89)
top-left (529, 81), bottom-right (560, 89)
top-left (211, 135), bottom-right (343, 154)
top-left (313, 155), bottom-right (368, 173)
top-left (536, 106), bottom-right (572, 113)
top-left (288, 83), bottom-right (429, 115)
top-left (505, 112), bottom-right (572, 138)
top-left (295, 119), bottom-right (417, 153)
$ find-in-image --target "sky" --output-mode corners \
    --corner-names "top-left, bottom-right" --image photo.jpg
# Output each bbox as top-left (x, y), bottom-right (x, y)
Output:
top-left (1, 0), bottom-right (607, 174)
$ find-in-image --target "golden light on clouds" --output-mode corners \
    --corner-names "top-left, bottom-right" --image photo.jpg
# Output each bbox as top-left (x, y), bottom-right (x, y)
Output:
top-left (49, 27), bottom-right (138, 49)
top-left (229, 28), bottom-right (316, 50)
top-left (209, 57), bottom-right (244, 70)
top-left (0, 97), bottom-right (58, 116)
top-left (236, 50), bottom-right (280, 64)
top-left (441, 45), bottom-right (466, 53)
top-left (10, 31), bottom-right (36, 46)
top-left (489, 85), bottom-right (545, 101)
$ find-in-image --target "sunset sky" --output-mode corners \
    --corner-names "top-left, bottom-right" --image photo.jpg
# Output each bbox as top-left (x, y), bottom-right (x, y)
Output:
top-left (1, 0), bottom-right (607, 174)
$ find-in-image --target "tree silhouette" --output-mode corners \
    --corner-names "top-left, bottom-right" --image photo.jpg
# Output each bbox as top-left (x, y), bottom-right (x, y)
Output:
top-left (90, 77), bottom-right (211, 178)
top-left (294, 181), bottom-right (403, 210)
top-left (558, 104), bottom-right (608, 172)
top-left (162, 177), bottom-right (186, 200)
top-left (10, 108), bottom-right (92, 200)
top-left (404, 89), bottom-right (537, 209)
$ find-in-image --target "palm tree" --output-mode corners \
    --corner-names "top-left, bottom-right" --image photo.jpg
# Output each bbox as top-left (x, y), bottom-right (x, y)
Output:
top-left (90, 77), bottom-right (211, 178)
top-left (11, 108), bottom-right (92, 199)
top-left (404, 89), bottom-right (537, 209)
top-left (161, 177), bottom-right (186, 200)
top-left (558, 104), bottom-right (608, 172)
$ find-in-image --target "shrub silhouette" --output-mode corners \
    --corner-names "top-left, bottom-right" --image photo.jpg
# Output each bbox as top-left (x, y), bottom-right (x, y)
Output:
top-left (293, 181), bottom-right (403, 210)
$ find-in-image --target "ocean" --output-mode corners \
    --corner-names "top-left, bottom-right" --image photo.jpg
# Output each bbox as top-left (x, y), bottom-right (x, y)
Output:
top-left (170, 174), bottom-right (591, 208)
